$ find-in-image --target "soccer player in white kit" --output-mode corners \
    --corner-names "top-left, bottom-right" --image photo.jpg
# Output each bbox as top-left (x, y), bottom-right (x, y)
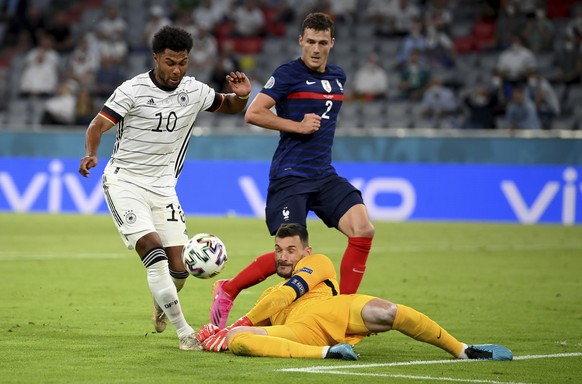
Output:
top-left (78, 25), bottom-right (252, 350)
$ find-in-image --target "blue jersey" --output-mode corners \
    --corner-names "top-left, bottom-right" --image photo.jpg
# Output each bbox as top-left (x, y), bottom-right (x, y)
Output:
top-left (261, 59), bottom-right (346, 180)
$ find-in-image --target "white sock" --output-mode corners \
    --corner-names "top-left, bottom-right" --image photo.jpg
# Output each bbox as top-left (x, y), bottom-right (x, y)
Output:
top-left (146, 257), bottom-right (193, 339)
top-left (458, 343), bottom-right (470, 359)
top-left (153, 272), bottom-right (187, 311)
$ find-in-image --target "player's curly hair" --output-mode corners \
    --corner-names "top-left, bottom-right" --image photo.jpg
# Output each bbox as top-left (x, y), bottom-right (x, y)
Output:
top-left (151, 25), bottom-right (193, 54)
top-left (301, 12), bottom-right (334, 38)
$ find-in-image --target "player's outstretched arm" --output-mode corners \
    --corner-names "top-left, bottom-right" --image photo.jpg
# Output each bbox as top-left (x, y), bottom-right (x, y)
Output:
top-left (245, 93), bottom-right (320, 134)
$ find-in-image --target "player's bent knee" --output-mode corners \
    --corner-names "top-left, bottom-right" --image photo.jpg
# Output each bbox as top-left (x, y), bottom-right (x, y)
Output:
top-left (360, 223), bottom-right (375, 238)
top-left (362, 298), bottom-right (397, 332)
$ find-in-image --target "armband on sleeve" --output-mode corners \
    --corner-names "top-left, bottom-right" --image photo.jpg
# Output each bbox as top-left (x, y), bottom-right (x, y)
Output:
top-left (284, 275), bottom-right (309, 300)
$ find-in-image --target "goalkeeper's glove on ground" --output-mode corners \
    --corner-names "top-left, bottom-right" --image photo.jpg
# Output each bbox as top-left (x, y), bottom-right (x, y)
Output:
top-left (202, 316), bottom-right (253, 352)
top-left (195, 323), bottom-right (220, 343)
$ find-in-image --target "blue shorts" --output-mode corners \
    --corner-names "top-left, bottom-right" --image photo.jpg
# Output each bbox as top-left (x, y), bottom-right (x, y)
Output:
top-left (265, 174), bottom-right (364, 235)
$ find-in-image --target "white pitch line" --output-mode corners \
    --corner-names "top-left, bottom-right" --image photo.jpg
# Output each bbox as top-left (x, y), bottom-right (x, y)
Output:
top-left (279, 352), bottom-right (582, 372)
top-left (278, 352), bottom-right (582, 384)
top-left (0, 252), bottom-right (125, 261)
top-left (286, 370), bottom-right (531, 384)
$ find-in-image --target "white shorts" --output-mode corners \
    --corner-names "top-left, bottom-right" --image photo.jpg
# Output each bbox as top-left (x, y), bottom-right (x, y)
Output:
top-left (102, 174), bottom-right (188, 250)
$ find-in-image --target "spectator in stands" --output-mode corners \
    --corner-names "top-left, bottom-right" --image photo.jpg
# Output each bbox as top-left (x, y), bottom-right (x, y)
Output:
top-left (93, 56), bottom-right (125, 98)
top-left (503, 86), bottom-right (540, 130)
top-left (210, 39), bottom-right (241, 93)
top-left (45, 9), bottom-right (74, 54)
top-left (489, 69), bottom-right (508, 113)
top-left (40, 79), bottom-right (77, 126)
top-left (398, 19), bottom-right (427, 67)
top-left (188, 26), bottom-right (218, 84)
top-left (19, 32), bottom-right (60, 98)
top-left (552, 36), bottom-right (582, 106)
top-left (95, 4), bottom-right (128, 64)
top-left (143, 5), bottom-right (171, 49)
top-left (351, 53), bottom-right (389, 101)
top-left (425, 19), bottom-right (455, 72)
top-left (69, 32), bottom-right (101, 90)
top-left (494, 1), bottom-right (526, 50)
top-left (174, 11), bottom-right (198, 38)
top-left (398, 49), bottom-right (431, 101)
top-left (191, 0), bottom-right (228, 33)
top-left (461, 85), bottom-right (498, 129)
top-left (1, 2), bottom-right (47, 50)
top-left (521, 8), bottom-right (554, 53)
top-left (0, 0), bottom-right (31, 48)
top-left (419, 77), bottom-right (459, 128)
top-left (496, 35), bottom-right (537, 98)
top-left (327, 0), bottom-right (358, 25)
top-left (565, 5), bottom-right (582, 42)
top-left (366, 0), bottom-right (420, 38)
top-left (526, 69), bottom-right (560, 130)
top-left (230, 0), bottom-right (266, 38)
top-left (74, 87), bottom-right (95, 126)
top-left (424, 0), bottom-right (452, 34)
top-left (264, 0), bottom-right (295, 24)
top-left (286, 0), bottom-right (318, 19)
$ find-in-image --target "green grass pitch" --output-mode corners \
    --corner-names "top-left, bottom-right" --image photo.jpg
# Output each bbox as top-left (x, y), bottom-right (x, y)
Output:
top-left (0, 213), bottom-right (581, 384)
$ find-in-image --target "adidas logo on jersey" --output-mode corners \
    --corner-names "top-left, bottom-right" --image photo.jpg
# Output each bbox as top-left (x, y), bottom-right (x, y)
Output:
top-left (147, 98), bottom-right (156, 105)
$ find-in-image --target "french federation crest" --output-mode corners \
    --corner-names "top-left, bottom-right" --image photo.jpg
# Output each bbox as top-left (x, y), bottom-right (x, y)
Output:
top-left (321, 80), bottom-right (332, 93)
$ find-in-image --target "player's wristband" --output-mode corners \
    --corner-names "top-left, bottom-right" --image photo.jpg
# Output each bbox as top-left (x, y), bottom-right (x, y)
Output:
top-left (237, 94), bottom-right (250, 100)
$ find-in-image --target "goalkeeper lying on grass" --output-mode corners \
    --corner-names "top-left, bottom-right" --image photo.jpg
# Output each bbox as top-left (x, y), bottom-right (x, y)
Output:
top-left (195, 223), bottom-right (512, 361)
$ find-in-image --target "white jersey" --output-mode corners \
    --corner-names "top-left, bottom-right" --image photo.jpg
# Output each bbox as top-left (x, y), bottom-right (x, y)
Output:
top-left (100, 70), bottom-right (221, 195)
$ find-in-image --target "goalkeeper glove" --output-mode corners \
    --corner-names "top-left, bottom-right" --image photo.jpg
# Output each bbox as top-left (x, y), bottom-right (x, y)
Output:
top-left (202, 316), bottom-right (253, 352)
top-left (195, 323), bottom-right (220, 343)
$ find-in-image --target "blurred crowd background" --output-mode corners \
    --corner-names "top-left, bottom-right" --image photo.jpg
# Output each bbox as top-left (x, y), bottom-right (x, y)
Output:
top-left (0, 0), bottom-right (580, 132)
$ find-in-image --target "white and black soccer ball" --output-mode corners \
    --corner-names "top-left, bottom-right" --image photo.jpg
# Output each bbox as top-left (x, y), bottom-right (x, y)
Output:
top-left (182, 233), bottom-right (228, 279)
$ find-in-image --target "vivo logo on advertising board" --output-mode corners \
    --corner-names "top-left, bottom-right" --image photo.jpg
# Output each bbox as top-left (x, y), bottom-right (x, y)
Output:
top-left (0, 159), bottom-right (580, 225)
top-left (0, 160), bottom-right (102, 213)
top-left (501, 167), bottom-right (579, 225)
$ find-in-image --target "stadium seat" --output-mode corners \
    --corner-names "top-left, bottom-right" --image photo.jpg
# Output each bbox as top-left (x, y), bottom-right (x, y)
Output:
top-left (546, 1), bottom-right (575, 19)
top-left (453, 36), bottom-right (475, 53)
top-left (472, 20), bottom-right (496, 51)
top-left (261, 7), bottom-right (286, 37)
top-left (233, 37), bottom-right (264, 54)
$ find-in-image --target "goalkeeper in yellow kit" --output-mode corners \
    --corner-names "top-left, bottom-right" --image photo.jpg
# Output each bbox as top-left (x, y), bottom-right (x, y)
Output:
top-left (196, 223), bottom-right (513, 361)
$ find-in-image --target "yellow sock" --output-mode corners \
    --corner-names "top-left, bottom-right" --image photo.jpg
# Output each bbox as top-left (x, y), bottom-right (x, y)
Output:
top-left (392, 304), bottom-right (464, 358)
top-left (229, 333), bottom-right (325, 359)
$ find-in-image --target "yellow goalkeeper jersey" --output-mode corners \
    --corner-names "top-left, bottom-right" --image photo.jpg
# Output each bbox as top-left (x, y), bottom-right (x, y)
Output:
top-left (245, 253), bottom-right (340, 326)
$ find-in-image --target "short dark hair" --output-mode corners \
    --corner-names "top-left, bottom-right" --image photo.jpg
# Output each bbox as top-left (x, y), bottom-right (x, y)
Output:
top-left (301, 12), bottom-right (334, 38)
top-left (151, 25), bottom-right (193, 54)
top-left (275, 223), bottom-right (309, 247)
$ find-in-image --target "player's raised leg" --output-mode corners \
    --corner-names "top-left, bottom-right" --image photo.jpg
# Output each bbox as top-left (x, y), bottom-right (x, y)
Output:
top-left (210, 252), bottom-right (277, 328)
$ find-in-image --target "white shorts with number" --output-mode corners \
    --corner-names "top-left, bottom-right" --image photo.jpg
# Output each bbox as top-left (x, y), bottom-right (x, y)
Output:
top-left (102, 173), bottom-right (188, 250)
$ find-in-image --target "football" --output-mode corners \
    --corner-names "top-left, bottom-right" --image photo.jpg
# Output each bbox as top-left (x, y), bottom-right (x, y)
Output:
top-left (182, 233), bottom-right (228, 279)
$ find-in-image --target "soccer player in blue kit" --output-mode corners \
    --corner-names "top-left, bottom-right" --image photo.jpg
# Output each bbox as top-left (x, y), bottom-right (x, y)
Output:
top-left (210, 12), bottom-right (376, 328)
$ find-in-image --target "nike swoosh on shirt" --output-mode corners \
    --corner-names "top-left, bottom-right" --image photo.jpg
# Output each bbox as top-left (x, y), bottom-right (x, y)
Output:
top-left (306, 80), bottom-right (316, 85)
